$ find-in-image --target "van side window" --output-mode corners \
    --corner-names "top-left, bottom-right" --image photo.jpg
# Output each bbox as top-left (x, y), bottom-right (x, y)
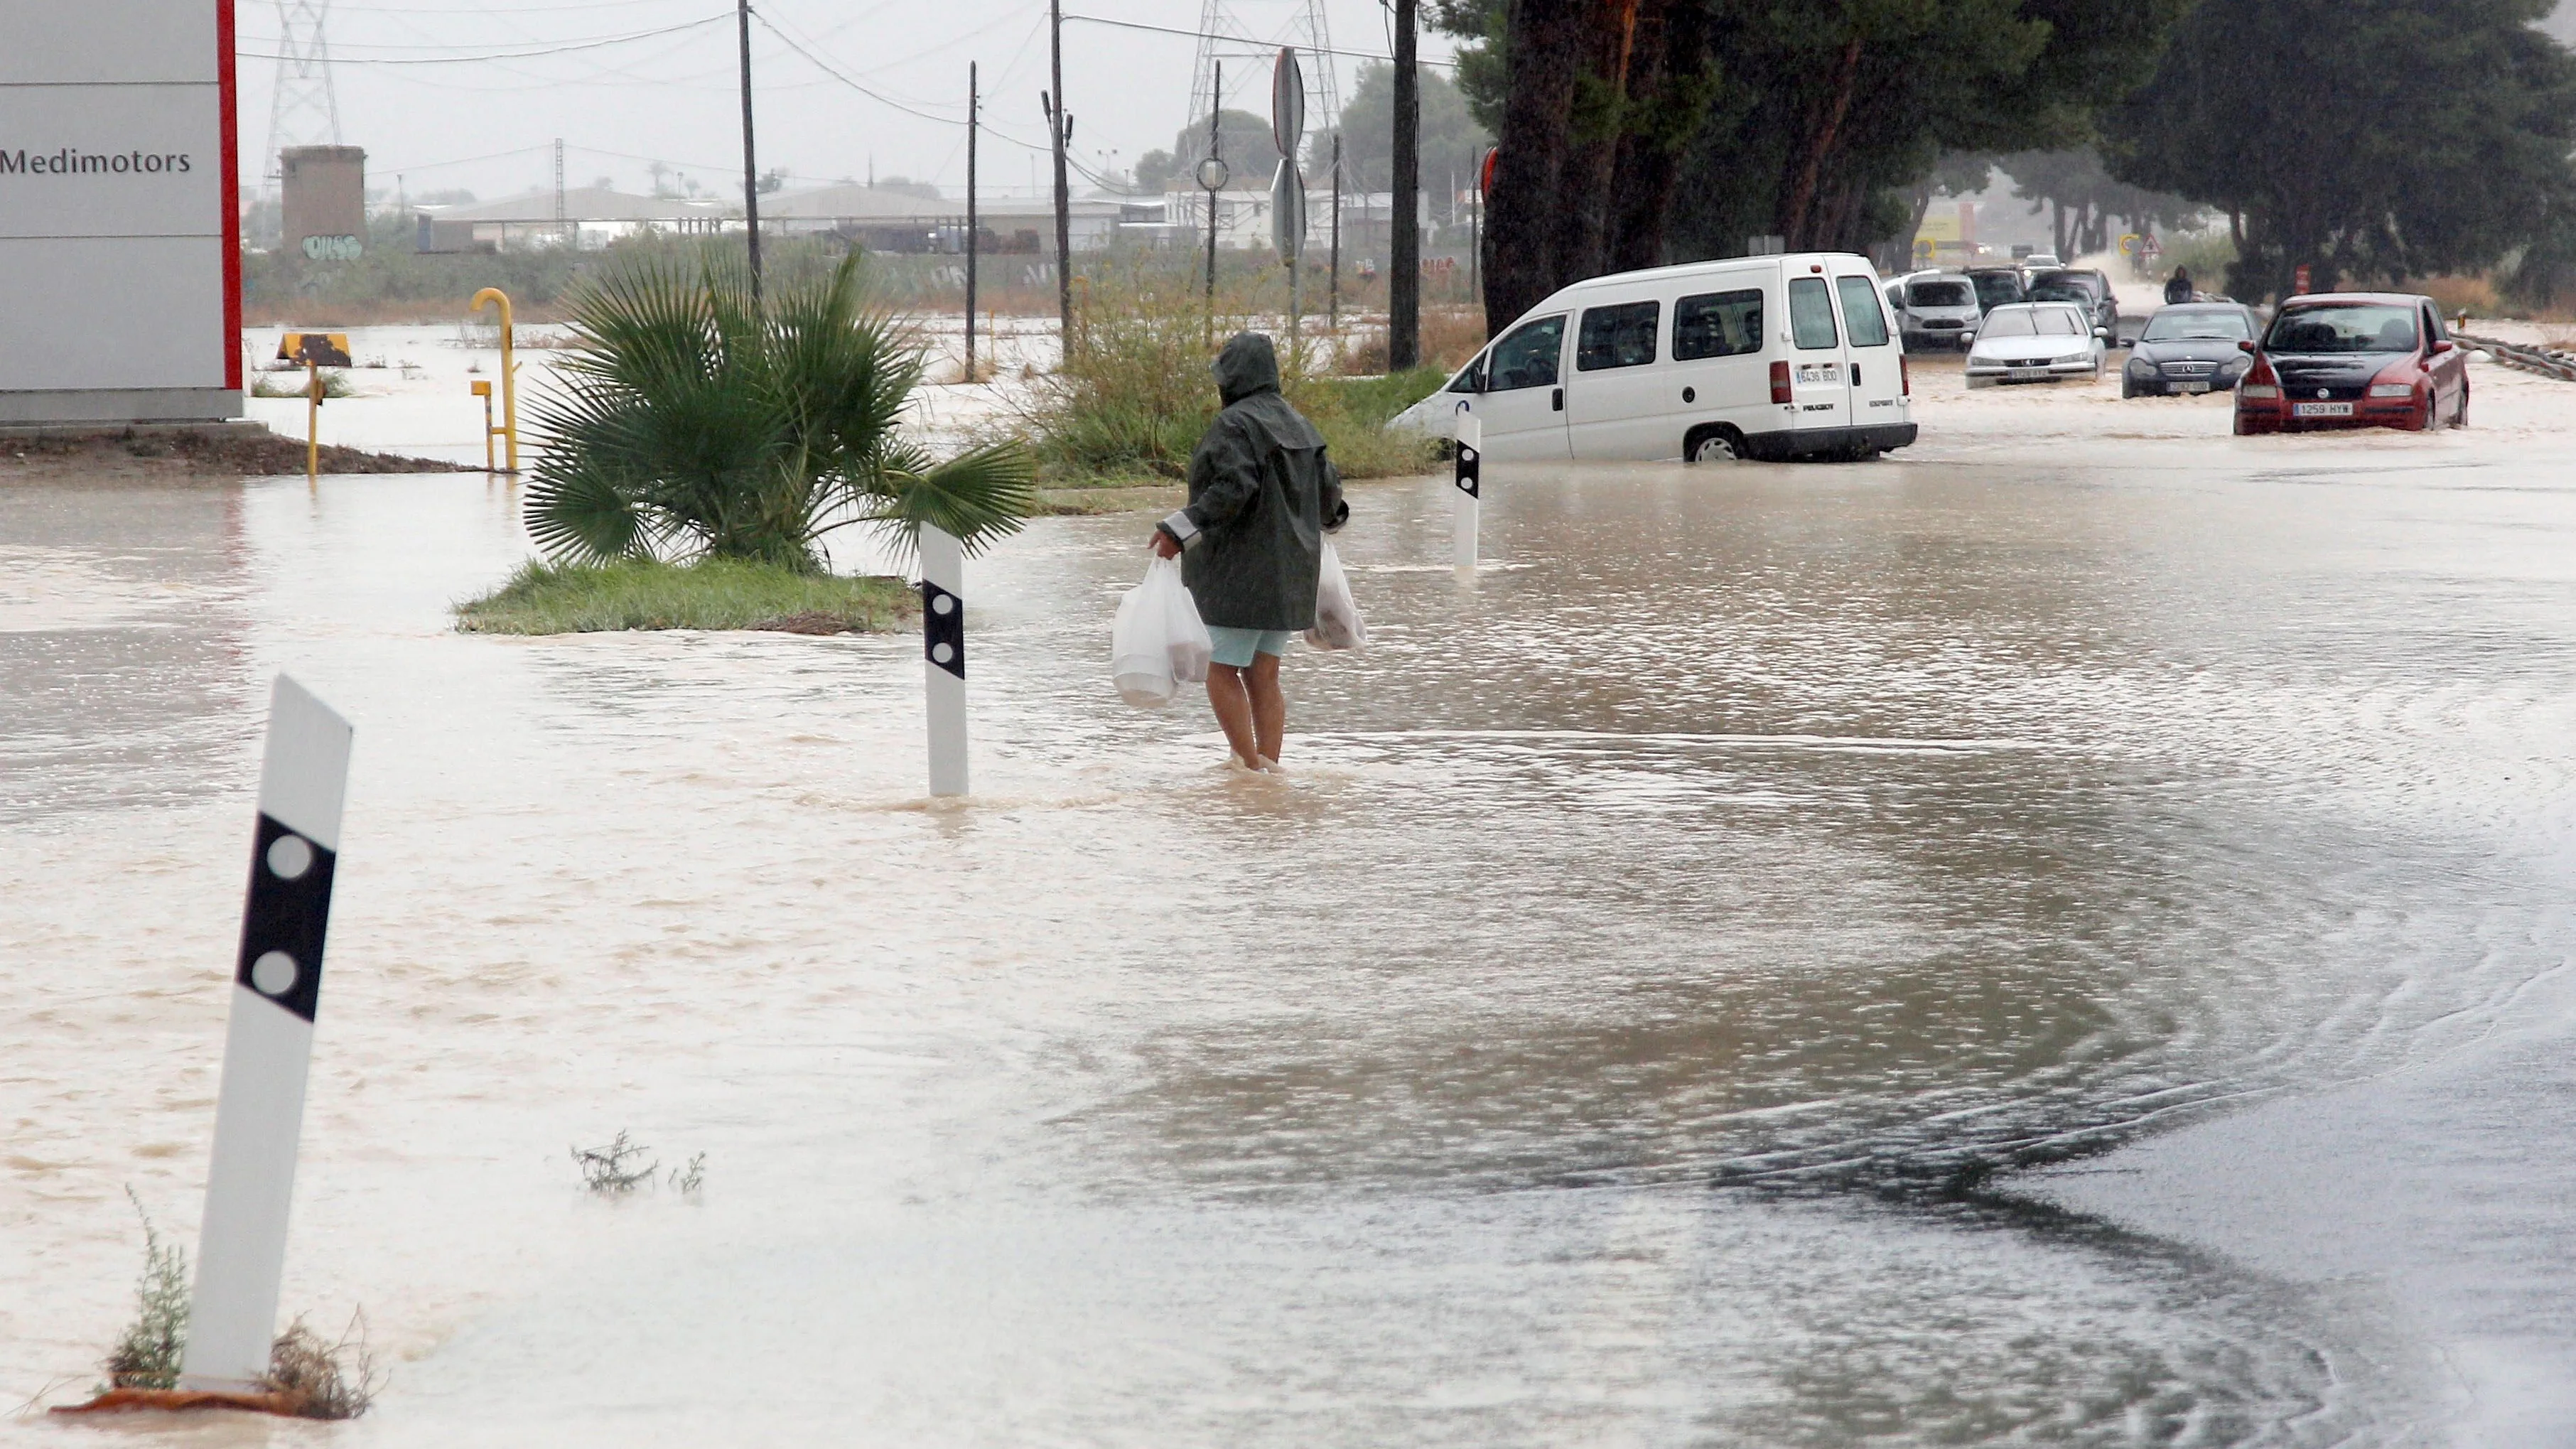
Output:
top-left (1836, 276), bottom-right (1891, 347)
top-left (1446, 350), bottom-right (1487, 393)
top-left (1788, 278), bottom-right (1838, 350)
top-left (1575, 300), bottom-right (1659, 370)
top-left (1487, 315), bottom-right (1565, 391)
top-left (1674, 290), bottom-right (1763, 360)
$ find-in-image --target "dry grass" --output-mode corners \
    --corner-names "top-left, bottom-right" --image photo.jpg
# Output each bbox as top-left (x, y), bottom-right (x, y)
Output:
top-left (262, 1315), bottom-right (379, 1420)
top-left (2417, 275), bottom-right (2501, 319)
top-left (1008, 262), bottom-right (1445, 485)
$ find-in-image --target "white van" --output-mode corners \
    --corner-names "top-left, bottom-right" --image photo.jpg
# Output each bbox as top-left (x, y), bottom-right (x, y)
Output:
top-left (1389, 252), bottom-right (1917, 463)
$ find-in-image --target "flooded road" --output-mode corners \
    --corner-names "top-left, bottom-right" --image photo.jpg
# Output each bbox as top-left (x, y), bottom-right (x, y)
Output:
top-left (7, 381), bottom-right (2576, 1444)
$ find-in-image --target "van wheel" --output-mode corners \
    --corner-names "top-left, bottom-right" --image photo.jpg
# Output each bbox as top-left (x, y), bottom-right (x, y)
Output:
top-left (1686, 428), bottom-right (1744, 463)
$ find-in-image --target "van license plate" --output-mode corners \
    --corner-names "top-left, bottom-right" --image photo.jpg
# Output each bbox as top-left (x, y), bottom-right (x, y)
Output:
top-left (2293, 401), bottom-right (2354, 418)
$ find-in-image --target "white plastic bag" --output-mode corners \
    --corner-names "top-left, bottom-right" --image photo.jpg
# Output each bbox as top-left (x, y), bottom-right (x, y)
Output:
top-left (1306, 541), bottom-right (1366, 652)
top-left (1111, 558), bottom-right (1213, 707)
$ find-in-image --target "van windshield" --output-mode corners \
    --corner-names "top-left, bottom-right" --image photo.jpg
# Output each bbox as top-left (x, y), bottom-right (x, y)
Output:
top-left (1970, 273), bottom-right (2024, 309)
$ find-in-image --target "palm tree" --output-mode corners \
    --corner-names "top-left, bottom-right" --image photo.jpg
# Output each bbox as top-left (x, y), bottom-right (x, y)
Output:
top-left (525, 251), bottom-right (1033, 573)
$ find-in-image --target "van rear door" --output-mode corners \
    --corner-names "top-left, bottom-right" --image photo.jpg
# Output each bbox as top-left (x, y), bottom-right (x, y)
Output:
top-left (1833, 269), bottom-right (1905, 437)
top-left (1784, 269), bottom-right (1854, 436)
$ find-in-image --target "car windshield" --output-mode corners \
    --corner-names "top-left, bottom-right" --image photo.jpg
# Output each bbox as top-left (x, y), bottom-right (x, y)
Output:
top-left (2028, 281), bottom-right (2092, 304)
top-left (1908, 281), bottom-right (1972, 308)
top-left (2142, 310), bottom-right (2252, 343)
top-left (1980, 308), bottom-right (2038, 338)
top-left (2266, 303), bottom-right (2420, 354)
top-left (1970, 274), bottom-right (2023, 308)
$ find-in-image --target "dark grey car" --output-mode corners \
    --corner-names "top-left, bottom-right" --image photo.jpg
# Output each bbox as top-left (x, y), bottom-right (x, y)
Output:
top-left (2121, 303), bottom-right (2264, 398)
top-left (2027, 269), bottom-right (2121, 345)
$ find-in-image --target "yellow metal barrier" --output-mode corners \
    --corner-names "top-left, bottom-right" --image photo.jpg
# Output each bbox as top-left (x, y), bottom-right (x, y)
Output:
top-left (469, 287), bottom-right (520, 473)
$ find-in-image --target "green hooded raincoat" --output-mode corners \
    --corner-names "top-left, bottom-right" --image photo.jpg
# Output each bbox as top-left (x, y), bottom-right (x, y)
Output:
top-left (1158, 333), bottom-right (1348, 632)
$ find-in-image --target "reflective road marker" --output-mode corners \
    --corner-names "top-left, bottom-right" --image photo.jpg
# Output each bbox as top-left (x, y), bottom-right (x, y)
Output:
top-left (1453, 409), bottom-right (1482, 569)
top-left (178, 676), bottom-right (352, 1392)
top-left (922, 525), bottom-right (969, 797)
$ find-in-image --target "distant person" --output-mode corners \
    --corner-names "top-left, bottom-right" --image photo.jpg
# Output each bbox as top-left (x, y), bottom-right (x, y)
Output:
top-left (2165, 266), bottom-right (2195, 306)
top-left (1151, 333), bottom-right (1347, 773)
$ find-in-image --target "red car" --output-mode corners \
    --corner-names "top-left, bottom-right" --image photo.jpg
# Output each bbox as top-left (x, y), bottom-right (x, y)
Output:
top-left (2234, 292), bottom-right (2470, 434)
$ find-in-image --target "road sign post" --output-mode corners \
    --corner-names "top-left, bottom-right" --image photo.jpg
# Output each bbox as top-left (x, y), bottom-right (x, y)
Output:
top-left (1453, 408), bottom-right (1481, 568)
top-left (1272, 48), bottom-right (1306, 355)
top-left (921, 526), bottom-right (969, 798)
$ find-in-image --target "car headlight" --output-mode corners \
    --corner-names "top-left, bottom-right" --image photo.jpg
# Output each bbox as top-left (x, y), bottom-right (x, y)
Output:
top-left (2368, 383), bottom-right (2414, 399)
top-left (2126, 357), bottom-right (2155, 376)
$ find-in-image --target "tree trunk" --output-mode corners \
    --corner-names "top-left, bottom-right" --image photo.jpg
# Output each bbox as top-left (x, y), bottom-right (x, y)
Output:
top-left (1601, 0), bottom-right (1676, 273)
top-left (1779, 35), bottom-right (1864, 248)
top-left (1548, 0), bottom-right (1644, 288)
top-left (1484, 0), bottom-right (1589, 335)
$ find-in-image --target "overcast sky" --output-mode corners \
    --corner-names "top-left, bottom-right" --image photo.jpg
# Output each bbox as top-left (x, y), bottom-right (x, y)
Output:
top-left (235, 0), bottom-right (1461, 203)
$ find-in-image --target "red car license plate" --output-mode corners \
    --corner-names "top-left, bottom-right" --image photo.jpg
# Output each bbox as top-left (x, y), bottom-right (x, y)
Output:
top-left (2293, 401), bottom-right (2354, 418)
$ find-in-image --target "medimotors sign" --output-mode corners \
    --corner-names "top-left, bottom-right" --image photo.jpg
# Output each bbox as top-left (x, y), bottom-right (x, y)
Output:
top-left (0, 1), bottom-right (240, 424)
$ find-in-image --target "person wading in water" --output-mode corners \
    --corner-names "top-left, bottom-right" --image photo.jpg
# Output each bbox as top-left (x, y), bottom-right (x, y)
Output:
top-left (1150, 332), bottom-right (1347, 772)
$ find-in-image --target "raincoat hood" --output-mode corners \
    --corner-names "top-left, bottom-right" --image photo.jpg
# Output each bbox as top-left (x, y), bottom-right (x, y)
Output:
top-left (1213, 332), bottom-right (1281, 406)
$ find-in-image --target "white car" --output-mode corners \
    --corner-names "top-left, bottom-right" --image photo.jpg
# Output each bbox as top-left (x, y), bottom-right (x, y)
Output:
top-left (1963, 302), bottom-right (2107, 389)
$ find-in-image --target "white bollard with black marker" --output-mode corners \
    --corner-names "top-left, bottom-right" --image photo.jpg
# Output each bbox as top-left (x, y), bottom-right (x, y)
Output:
top-left (1453, 407), bottom-right (1482, 569)
top-left (179, 676), bottom-right (353, 1393)
top-left (921, 524), bottom-right (969, 797)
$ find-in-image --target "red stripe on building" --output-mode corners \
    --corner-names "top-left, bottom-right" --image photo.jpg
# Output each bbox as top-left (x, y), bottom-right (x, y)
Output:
top-left (217, 0), bottom-right (242, 391)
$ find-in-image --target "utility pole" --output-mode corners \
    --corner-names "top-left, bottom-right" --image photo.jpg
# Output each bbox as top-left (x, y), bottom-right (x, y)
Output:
top-left (966, 63), bottom-right (979, 383)
top-left (1329, 132), bottom-right (1341, 333)
top-left (1205, 61), bottom-right (1223, 343)
top-left (1389, 0), bottom-right (1419, 369)
top-left (736, 0), bottom-right (761, 296)
top-left (1047, 0), bottom-right (1072, 350)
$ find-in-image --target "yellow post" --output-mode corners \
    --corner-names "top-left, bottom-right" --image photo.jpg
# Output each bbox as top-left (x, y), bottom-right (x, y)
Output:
top-left (470, 379), bottom-right (495, 473)
top-left (470, 287), bottom-right (519, 473)
top-left (305, 360), bottom-right (320, 486)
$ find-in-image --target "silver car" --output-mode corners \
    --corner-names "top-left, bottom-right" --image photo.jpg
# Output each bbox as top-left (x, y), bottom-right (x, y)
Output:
top-left (1888, 273), bottom-right (1984, 352)
top-left (1964, 302), bottom-right (2108, 388)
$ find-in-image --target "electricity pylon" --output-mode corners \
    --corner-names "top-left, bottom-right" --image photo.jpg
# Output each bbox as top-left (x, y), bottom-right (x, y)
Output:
top-left (263, 0), bottom-right (343, 182)
top-left (1185, 0), bottom-right (1338, 156)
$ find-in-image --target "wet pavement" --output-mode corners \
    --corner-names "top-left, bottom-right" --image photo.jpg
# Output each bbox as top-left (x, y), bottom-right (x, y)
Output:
top-left (6, 369), bottom-right (2576, 1445)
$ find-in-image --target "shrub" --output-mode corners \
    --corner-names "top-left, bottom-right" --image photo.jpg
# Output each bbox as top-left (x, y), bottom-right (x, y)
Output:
top-left (102, 1190), bottom-right (188, 1391)
top-left (525, 250), bottom-right (1033, 573)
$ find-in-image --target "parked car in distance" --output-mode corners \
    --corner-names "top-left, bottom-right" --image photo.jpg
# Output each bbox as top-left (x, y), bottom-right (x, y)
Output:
top-left (1890, 273), bottom-right (1983, 351)
top-left (2121, 302), bottom-right (2264, 398)
top-left (2234, 292), bottom-right (2470, 434)
top-left (1389, 252), bottom-right (1916, 463)
top-left (1964, 302), bottom-right (2107, 388)
top-left (1963, 266), bottom-right (2027, 314)
top-left (2026, 269), bottom-right (2122, 345)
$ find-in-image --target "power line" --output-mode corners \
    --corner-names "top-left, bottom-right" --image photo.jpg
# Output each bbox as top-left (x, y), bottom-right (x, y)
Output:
top-left (1061, 13), bottom-right (1455, 68)
top-left (238, 13), bottom-right (728, 64)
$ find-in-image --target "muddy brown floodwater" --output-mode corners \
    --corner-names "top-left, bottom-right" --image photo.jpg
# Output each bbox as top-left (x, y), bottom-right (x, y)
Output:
top-left (6, 372), bottom-right (2576, 1445)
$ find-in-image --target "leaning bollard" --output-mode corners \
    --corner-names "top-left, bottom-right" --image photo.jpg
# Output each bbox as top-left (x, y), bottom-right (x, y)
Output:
top-left (920, 525), bottom-right (969, 797)
top-left (1453, 408), bottom-right (1482, 569)
top-left (179, 675), bottom-right (353, 1393)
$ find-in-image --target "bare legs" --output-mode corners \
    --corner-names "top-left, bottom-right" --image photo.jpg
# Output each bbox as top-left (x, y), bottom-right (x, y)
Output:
top-left (1206, 652), bottom-right (1286, 768)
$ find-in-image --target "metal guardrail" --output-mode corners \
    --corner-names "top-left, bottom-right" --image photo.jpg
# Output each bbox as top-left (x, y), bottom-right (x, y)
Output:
top-left (2457, 332), bottom-right (2576, 382)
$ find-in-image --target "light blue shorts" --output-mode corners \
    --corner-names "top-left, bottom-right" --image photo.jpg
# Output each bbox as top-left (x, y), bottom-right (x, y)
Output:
top-left (1205, 626), bottom-right (1295, 668)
